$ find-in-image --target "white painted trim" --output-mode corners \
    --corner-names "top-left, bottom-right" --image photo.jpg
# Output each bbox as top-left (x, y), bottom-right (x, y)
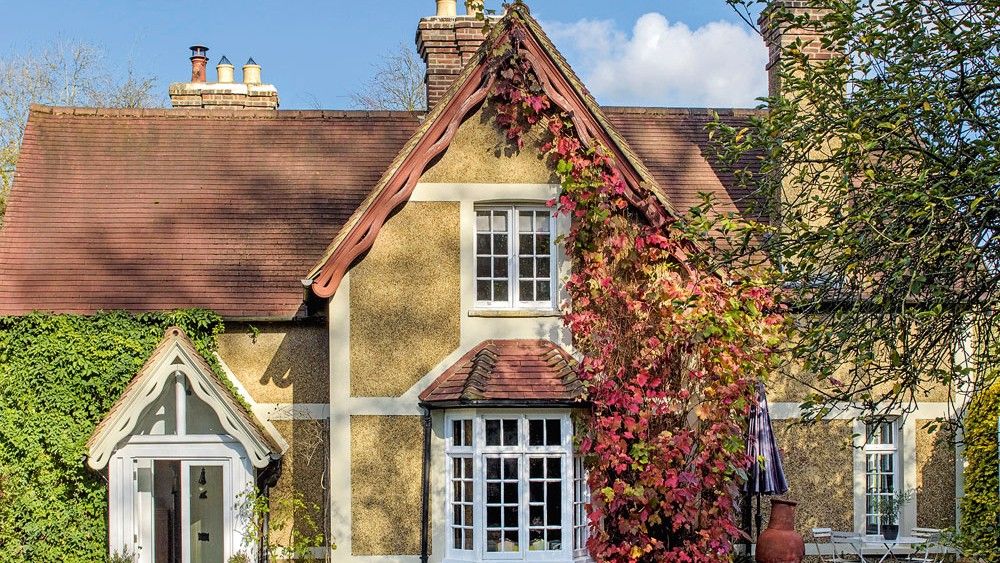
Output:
top-left (853, 419), bottom-right (867, 533)
top-left (767, 402), bottom-right (953, 420)
top-left (457, 191), bottom-right (572, 352)
top-left (902, 417), bottom-right (918, 532)
top-left (329, 273), bottom-right (354, 560)
top-left (411, 183), bottom-right (561, 202)
top-left (108, 441), bottom-right (255, 563)
top-left (88, 341), bottom-right (279, 470)
top-left (348, 398), bottom-right (423, 416)
top-left (770, 403), bottom-right (957, 536)
top-left (472, 204), bottom-right (557, 310)
top-left (442, 412), bottom-right (576, 562)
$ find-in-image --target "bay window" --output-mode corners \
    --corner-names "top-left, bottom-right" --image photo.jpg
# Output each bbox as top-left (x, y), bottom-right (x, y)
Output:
top-left (445, 413), bottom-right (584, 561)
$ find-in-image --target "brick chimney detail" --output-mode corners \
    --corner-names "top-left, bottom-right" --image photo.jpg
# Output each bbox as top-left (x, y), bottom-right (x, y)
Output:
top-left (760, 1), bottom-right (834, 97)
top-left (189, 45), bottom-right (209, 83)
top-left (169, 49), bottom-right (279, 110)
top-left (416, 16), bottom-right (488, 109)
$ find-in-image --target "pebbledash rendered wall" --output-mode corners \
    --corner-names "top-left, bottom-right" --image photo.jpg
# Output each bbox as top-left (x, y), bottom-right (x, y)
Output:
top-left (765, 357), bottom-right (959, 539)
top-left (236, 99), bottom-right (962, 560)
top-left (328, 100), bottom-right (572, 561)
top-left (215, 322), bottom-right (330, 552)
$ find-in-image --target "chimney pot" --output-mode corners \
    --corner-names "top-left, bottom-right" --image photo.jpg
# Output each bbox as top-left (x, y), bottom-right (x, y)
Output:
top-left (216, 55), bottom-right (234, 83)
top-left (436, 0), bottom-right (457, 17)
top-left (243, 57), bottom-right (262, 85)
top-left (189, 45), bottom-right (209, 83)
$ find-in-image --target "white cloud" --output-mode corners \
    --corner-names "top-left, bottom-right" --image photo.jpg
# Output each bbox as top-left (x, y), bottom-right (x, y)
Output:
top-left (544, 13), bottom-right (767, 108)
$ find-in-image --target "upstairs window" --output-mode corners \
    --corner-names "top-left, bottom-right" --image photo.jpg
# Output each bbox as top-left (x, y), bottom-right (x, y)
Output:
top-left (475, 205), bottom-right (554, 309)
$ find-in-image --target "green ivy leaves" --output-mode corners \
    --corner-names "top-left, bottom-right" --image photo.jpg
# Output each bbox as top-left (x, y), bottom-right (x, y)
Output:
top-left (0, 310), bottom-right (223, 562)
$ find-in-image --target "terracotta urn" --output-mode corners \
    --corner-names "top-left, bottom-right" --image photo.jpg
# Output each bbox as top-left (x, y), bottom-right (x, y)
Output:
top-left (755, 499), bottom-right (805, 563)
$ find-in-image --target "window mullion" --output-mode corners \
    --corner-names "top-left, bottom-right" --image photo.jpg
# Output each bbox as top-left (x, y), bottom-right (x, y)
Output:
top-left (519, 415), bottom-right (528, 558)
top-left (475, 419), bottom-right (485, 560)
top-left (509, 206), bottom-right (518, 308)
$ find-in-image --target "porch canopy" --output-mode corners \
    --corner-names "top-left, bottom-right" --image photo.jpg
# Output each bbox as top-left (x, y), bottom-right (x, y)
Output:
top-left (86, 326), bottom-right (286, 470)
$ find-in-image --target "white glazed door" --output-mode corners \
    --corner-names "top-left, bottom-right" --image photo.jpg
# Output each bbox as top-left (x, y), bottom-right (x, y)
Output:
top-left (133, 458), bottom-right (156, 563)
top-left (124, 457), bottom-right (235, 563)
top-left (181, 461), bottom-right (229, 563)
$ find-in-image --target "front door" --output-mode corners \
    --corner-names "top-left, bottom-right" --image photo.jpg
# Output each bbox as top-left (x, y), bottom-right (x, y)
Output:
top-left (183, 462), bottom-right (226, 563)
top-left (112, 442), bottom-right (253, 563)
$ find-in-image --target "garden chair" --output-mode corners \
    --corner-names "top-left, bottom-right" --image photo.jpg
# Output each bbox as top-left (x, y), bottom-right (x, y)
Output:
top-left (901, 528), bottom-right (943, 562)
top-left (812, 528), bottom-right (850, 563)
top-left (830, 531), bottom-right (866, 562)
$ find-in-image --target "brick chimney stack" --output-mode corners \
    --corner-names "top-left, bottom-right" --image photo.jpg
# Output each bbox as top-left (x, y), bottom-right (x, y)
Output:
top-left (760, 1), bottom-right (834, 96)
top-left (416, 0), bottom-right (490, 110)
top-left (169, 48), bottom-right (279, 110)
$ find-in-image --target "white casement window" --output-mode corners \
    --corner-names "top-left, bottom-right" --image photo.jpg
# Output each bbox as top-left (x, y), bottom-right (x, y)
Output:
top-left (445, 413), bottom-right (585, 562)
top-left (475, 205), bottom-right (555, 309)
top-left (863, 420), bottom-right (899, 534)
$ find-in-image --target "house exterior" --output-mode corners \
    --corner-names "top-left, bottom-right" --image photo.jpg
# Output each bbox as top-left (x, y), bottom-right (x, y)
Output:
top-left (0, 1), bottom-right (960, 562)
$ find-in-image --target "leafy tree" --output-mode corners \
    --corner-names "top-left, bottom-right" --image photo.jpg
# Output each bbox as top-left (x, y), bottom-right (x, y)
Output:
top-left (351, 43), bottom-right (427, 111)
top-left (0, 40), bottom-right (161, 224)
top-left (711, 0), bottom-right (1000, 431)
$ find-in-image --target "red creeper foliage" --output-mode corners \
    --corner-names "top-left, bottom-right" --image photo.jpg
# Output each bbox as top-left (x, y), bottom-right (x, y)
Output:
top-left (490, 38), bottom-right (785, 562)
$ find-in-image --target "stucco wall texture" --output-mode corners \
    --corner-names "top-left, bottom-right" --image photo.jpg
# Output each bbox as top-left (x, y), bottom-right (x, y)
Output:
top-left (772, 420), bottom-right (855, 536)
top-left (768, 360), bottom-right (952, 404)
top-left (217, 321), bottom-right (329, 404)
top-left (270, 419), bottom-right (329, 549)
top-left (421, 104), bottom-right (558, 184)
top-left (350, 415), bottom-right (425, 555)
top-left (915, 420), bottom-right (956, 529)
top-left (350, 202), bottom-right (461, 397)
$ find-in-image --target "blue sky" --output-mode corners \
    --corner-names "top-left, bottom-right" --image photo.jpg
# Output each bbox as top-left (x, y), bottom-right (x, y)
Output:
top-left (3, 1), bottom-right (767, 109)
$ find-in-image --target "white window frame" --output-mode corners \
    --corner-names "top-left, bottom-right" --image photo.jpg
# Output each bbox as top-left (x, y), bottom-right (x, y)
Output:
top-left (474, 204), bottom-right (557, 310)
top-left (863, 420), bottom-right (900, 534)
top-left (443, 411), bottom-right (585, 563)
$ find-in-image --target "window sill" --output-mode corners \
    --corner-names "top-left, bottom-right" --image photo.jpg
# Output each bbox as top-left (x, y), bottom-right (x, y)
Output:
top-left (468, 308), bottom-right (562, 318)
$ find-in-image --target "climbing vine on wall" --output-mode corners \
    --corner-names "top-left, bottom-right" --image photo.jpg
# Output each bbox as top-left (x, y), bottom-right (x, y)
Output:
top-left (0, 310), bottom-right (225, 562)
top-left (490, 35), bottom-right (785, 562)
top-left (959, 379), bottom-right (1000, 562)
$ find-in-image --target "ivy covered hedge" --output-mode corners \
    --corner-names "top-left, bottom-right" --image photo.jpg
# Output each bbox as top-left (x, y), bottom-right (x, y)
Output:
top-left (960, 379), bottom-right (1000, 561)
top-left (0, 310), bottom-right (224, 562)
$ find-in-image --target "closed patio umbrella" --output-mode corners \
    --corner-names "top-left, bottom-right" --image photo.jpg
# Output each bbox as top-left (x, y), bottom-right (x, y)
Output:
top-left (744, 381), bottom-right (789, 541)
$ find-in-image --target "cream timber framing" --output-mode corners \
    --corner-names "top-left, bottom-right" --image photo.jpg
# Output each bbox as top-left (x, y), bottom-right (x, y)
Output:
top-left (327, 183), bottom-right (576, 563)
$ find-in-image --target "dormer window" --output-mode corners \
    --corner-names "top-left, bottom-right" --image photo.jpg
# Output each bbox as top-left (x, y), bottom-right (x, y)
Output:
top-left (475, 204), bottom-right (554, 309)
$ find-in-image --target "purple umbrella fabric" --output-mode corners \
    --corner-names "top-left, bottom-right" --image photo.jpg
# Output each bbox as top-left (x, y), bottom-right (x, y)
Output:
top-left (743, 381), bottom-right (789, 542)
top-left (746, 381), bottom-right (789, 496)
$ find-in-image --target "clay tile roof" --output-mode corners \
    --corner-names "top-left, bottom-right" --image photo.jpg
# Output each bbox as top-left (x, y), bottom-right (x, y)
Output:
top-left (0, 103), bottom-right (763, 318)
top-left (0, 105), bottom-right (421, 319)
top-left (603, 107), bottom-right (767, 220)
top-left (419, 340), bottom-right (583, 407)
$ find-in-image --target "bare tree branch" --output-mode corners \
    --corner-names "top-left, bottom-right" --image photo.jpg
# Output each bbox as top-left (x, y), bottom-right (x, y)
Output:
top-left (351, 43), bottom-right (427, 112)
top-left (0, 40), bottom-right (162, 225)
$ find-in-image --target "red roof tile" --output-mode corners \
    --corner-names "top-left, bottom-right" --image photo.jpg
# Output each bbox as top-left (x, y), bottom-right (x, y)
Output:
top-left (603, 107), bottom-right (766, 220)
top-left (419, 340), bottom-right (582, 406)
top-left (0, 106), bottom-right (420, 319)
top-left (0, 105), bottom-right (759, 319)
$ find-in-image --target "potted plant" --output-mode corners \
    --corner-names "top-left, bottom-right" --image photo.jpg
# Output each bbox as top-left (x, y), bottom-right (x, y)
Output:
top-left (876, 489), bottom-right (914, 540)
